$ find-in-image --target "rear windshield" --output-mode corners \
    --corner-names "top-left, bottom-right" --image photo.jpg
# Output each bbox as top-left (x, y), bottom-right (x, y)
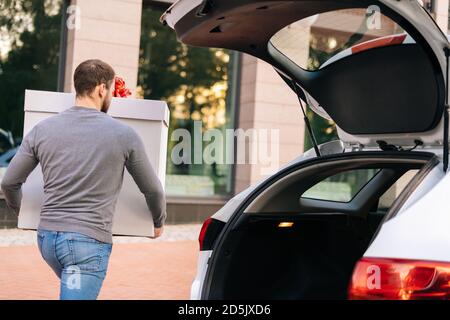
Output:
top-left (270, 8), bottom-right (408, 71)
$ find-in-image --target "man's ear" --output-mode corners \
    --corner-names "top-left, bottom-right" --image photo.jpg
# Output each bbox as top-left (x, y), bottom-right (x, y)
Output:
top-left (98, 83), bottom-right (106, 97)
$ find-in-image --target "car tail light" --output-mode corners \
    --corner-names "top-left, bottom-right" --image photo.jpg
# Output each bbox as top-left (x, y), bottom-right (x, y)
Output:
top-left (198, 217), bottom-right (225, 251)
top-left (349, 257), bottom-right (450, 300)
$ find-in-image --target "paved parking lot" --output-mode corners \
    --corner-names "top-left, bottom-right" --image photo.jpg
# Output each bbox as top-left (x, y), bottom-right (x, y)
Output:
top-left (0, 226), bottom-right (201, 300)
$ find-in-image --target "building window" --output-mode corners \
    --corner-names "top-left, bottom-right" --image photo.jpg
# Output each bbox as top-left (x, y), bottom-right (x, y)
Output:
top-left (138, 2), bottom-right (239, 198)
top-left (0, 0), bottom-right (64, 153)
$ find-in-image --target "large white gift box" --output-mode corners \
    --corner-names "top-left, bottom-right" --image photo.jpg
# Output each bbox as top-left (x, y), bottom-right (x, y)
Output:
top-left (18, 90), bottom-right (169, 237)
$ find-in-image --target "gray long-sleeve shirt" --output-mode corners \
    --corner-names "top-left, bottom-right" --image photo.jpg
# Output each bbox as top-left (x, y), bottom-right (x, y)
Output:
top-left (0, 106), bottom-right (166, 243)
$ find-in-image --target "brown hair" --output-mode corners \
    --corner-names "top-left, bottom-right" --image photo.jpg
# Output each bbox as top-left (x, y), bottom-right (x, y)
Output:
top-left (74, 59), bottom-right (115, 97)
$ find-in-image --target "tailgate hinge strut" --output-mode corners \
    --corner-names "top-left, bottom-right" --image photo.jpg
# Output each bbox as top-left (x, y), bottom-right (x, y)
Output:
top-left (291, 80), bottom-right (321, 157)
top-left (443, 47), bottom-right (450, 172)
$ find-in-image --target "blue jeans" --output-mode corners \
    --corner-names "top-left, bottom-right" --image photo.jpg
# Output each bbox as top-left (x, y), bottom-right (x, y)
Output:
top-left (37, 229), bottom-right (113, 300)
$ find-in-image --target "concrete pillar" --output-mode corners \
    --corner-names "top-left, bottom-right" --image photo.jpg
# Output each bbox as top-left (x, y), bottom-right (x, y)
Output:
top-left (63, 0), bottom-right (142, 95)
top-left (433, 0), bottom-right (449, 32)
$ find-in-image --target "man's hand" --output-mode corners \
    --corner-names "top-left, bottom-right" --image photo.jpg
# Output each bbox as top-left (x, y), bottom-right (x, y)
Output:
top-left (150, 226), bottom-right (164, 239)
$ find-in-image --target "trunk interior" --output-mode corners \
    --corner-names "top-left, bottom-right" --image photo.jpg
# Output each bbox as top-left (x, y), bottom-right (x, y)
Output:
top-left (204, 153), bottom-right (438, 300)
top-left (220, 212), bottom-right (383, 300)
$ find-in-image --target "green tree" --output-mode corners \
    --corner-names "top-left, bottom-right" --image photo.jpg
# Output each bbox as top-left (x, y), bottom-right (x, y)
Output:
top-left (0, 0), bottom-right (62, 138)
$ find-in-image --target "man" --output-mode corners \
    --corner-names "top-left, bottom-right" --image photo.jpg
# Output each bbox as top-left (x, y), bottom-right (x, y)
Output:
top-left (0, 59), bottom-right (166, 300)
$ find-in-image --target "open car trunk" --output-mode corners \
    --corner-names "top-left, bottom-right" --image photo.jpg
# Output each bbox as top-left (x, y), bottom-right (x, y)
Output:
top-left (203, 152), bottom-right (438, 299)
top-left (220, 212), bottom-right (383, 299)
top-left (161, 0), bottom-right (449, 299)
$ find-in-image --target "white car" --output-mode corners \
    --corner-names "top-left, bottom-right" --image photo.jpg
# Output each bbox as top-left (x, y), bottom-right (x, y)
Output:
top-left (162, 0), bottom-right (450, 300)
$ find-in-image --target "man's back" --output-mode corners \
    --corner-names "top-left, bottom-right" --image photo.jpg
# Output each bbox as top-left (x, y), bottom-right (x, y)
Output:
top-left (0, 59), bottom-right (166, 300)
top-left (2, 106), bottom-right (166, 243)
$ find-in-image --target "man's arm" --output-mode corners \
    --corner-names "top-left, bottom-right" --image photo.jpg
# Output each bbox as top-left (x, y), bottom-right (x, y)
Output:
top-left (0, 127), bottom-right (39, 215)
top-left (125, 128), bottom-right (167, 228)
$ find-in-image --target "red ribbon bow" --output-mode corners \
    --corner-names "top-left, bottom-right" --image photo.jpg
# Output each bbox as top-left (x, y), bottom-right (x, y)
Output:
top-left (113, 76), bottom-right (132, 98)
